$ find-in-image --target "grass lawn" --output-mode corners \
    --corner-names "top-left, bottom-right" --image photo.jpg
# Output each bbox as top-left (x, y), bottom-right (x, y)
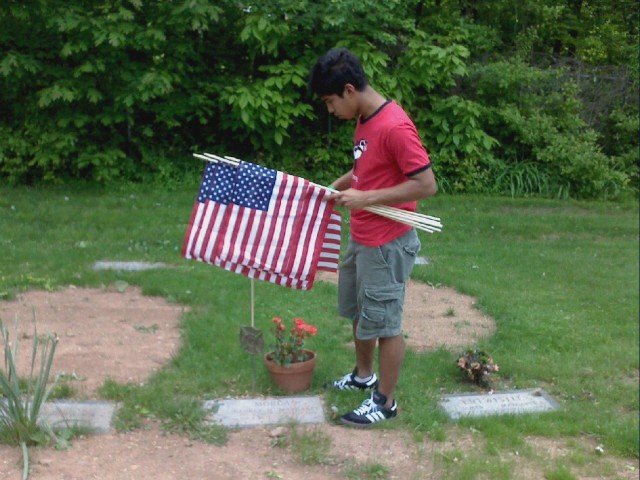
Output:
top-left (1, 183), bottom-right (638, 476)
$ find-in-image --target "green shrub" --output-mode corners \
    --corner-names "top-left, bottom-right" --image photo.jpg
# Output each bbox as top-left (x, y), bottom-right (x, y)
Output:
top-left (472, 59), bottom-right (631, 198)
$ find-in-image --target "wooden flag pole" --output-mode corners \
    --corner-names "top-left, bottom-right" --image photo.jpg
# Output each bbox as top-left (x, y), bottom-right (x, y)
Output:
top-left (250, 278), bottom-right (256, 390)
top-left (251, 278), bottom-right (255, 328)
top-left (238, 278), bottom-right (262, 391)
top-left (193, 152), bottom-right (444, 233)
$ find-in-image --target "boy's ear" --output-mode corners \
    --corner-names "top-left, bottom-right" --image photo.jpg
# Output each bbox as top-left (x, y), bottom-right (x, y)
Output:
top-left (343, 83), bottom-right (357, 96)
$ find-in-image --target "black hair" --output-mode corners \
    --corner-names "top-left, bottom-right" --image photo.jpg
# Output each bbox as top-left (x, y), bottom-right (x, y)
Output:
top-left (308, 48), bottom-right (368, 97)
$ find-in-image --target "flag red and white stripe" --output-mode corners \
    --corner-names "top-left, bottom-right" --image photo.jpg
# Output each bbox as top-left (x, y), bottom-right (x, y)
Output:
top-left (182, 161), bottom-right (341, 290)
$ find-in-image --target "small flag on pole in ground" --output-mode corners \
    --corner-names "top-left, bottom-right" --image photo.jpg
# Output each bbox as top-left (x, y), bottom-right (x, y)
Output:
top-left (182, 159), bottom-right (341, 290)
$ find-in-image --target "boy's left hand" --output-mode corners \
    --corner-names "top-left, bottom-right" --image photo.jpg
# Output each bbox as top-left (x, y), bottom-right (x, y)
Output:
top-left (327, 188), bottom-right (370, 210)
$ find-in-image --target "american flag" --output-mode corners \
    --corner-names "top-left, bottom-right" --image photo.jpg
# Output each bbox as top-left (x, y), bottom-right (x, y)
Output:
top-left (182, 161), bottom-right (341, 290)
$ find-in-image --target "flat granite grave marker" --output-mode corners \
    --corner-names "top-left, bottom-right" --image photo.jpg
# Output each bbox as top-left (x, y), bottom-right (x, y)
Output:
top-left (204, 396), bottom-right (325, 428)
top-left (92, 261), bottom-right (167, 271)
top-left (39, 400), bottom-right (117, 433)
top-left (439, 389), bottom-right (559, 420)
top-left (415, 256), bottom-right (431, 265)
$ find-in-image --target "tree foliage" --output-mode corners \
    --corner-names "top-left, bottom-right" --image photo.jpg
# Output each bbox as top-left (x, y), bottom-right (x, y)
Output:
top-left (0, 0), bottom-right (637, 198)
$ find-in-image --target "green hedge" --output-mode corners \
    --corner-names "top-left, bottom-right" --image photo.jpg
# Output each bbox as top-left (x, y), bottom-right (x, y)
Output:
top-left (1, 1), bottom-right (637, 199)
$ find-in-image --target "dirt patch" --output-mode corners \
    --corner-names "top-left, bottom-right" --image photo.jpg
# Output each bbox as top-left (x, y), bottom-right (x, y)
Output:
top-left (405, 279), bottom-right (495, 351)
top-left (0, 285), bottom-right (185, 400)
top-left (0, 281), bottom-right (636, 480)
top-left (316, 271), bottom-right (496, 353)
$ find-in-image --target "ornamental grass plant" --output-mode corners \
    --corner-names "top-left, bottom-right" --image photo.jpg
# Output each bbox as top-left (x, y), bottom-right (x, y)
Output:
top-left (0, 315), bottom-right (60, 480)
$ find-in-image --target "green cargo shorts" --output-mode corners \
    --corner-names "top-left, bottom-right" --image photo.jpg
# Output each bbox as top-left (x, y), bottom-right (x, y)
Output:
top-left (337, 229), bottom-right (421, 340)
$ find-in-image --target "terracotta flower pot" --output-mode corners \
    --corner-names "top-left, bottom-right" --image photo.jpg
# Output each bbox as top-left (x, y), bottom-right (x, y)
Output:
top-left (263, 349), bottom-right (316, 393)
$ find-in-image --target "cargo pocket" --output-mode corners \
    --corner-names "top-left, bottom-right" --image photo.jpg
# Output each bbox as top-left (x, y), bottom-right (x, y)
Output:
top-left (359, 283), bottom-right (405, 336)
top-left (402, 238), bottom-right (421, 257)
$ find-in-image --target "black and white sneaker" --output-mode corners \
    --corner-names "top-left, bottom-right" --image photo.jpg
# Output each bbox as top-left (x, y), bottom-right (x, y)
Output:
top-left (340, 390), bottom-right (398, 427)
top-left (328, 368), bottom-right (378, 391)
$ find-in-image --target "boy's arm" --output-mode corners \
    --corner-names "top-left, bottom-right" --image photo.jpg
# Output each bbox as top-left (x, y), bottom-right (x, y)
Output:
top-left (329, 168), bottom-right (436, 210)
top-left (329, 170), bottom-right (353, 191)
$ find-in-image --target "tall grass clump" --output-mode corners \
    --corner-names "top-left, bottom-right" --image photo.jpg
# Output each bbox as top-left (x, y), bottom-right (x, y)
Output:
top-left (0, 315), bottom-right (59, 480)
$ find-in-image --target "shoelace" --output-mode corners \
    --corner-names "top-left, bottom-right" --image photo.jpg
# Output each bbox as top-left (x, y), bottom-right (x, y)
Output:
top-left (334, 372), bottom-right (353, 388)
top-left (353, 398), bottom-right (378, 415)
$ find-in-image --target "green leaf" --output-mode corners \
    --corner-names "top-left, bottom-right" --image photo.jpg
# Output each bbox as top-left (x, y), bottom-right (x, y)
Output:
top-left (240, 110), bottom-right (250, 125)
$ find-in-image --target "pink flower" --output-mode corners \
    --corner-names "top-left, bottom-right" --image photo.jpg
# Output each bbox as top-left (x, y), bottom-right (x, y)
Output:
top-left (269, 316), bottom-right (318, 366)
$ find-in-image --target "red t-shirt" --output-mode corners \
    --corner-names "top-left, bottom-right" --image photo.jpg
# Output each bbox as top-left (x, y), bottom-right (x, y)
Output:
top-left (350, 100), bottom-right (431, 247)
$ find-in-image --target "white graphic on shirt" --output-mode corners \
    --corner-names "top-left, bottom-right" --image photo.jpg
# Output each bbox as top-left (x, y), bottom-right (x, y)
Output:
top-left (353, 139), bottom-right (367, 160)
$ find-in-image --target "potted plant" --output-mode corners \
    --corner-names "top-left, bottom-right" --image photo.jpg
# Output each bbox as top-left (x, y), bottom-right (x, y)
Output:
top-left (264, 317), bottom-right (317, 393)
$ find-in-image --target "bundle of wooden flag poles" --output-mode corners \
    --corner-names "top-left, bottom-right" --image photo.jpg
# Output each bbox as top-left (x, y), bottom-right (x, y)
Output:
top-left (182, 152), bottom-right (443, 293)
top-left (194, 152), bottom-right (443, 234)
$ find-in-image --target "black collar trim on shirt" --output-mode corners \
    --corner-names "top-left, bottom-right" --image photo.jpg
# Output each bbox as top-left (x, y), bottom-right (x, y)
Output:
top-left (360, 99), bottom-right (392, 124)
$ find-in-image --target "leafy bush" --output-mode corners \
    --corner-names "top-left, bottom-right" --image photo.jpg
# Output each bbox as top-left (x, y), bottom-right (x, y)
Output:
top-left (471, 59), bottom-right (631, 198)
top-left (218, 61), bottom-right (314, 150)
top-left (0, 1), bottom-right (636, 199)
top-left (420, 96), bottom-right (498, 192)
top-left (602, 108), bottom-right (639, 196)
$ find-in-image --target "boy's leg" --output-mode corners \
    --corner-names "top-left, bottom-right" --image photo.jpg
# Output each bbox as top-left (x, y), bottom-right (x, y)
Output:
top-left (354, 324), bottom-right (376, 378)
top-left (377, 334), bottom-right (405, 408)
top-left (340, 237), bottom-right (377, 378)
top-left (329, 237), bottom-right (379, 391)
top-left (333, 318), bottom-right (377, 390)
top-left (340, 230), bottom-right (420, 426)
top-left (372, 231), bottom-right (419, 406)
